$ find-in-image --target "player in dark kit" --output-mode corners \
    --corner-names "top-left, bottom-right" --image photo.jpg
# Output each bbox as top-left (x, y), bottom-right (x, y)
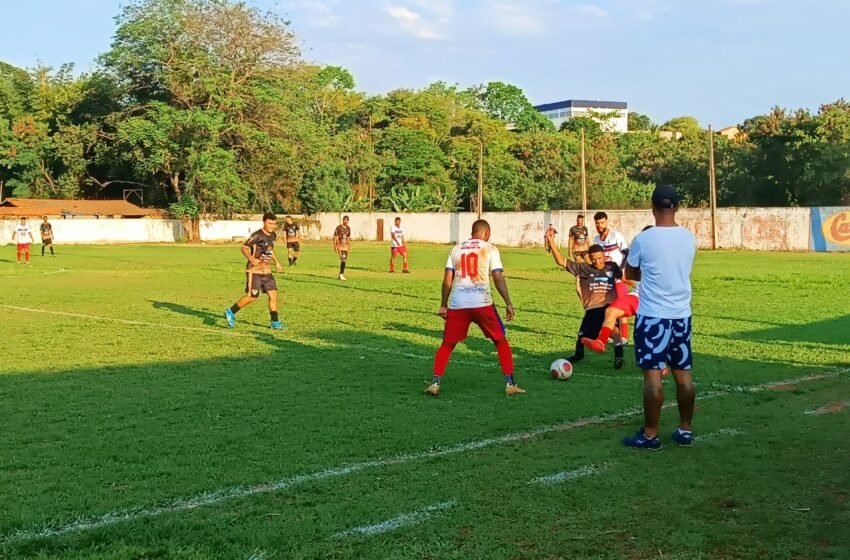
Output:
top-left (568, 214), bottom-right (590, 263)
top-left (333, 215), bottom-right (351, 281)
top-left (546, 231), bottom-right (625, 369)
top-left (224, 213), bottom-right (285, 330)
top-left (284, 215), bottom-right (300, 266)
top-left (40, 216), bottom-right (55, 256)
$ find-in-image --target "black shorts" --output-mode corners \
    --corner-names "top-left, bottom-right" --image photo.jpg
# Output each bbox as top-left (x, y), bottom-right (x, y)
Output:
top-left (339, 250), bottom-right (349, 262)
top-left (43, 238), bottom-right (53, 246)
top-left (573, 251), bottom-right (588, 261)
top-left (578, 306), bottom-right (608, 340)
top-left (245, 272), bottom-right (277, 296)
top-left (287, 241), bottom-right (300, 252)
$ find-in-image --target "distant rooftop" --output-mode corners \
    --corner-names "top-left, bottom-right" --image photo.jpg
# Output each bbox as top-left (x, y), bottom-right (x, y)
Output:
top-left (0, 198), bottom-right (164, 218)
top-left (534, 99), bottom-right (628, 112)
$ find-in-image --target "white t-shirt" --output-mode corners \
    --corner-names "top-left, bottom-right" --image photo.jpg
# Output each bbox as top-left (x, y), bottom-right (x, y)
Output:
top-left (594, 229), bottom-right (629, 267)
top-left (15, 225), bottom-right (31, 243)
top-left (390, 225), bottom-right (405, 248)
top-left (445, 238), bottom-right (504, 309)
top-left (626, 226), bottom-right (696, 319)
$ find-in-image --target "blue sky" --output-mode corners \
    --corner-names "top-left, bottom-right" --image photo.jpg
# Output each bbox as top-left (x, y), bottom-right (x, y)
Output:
top-left (2, 0), bottom-right (848, 127)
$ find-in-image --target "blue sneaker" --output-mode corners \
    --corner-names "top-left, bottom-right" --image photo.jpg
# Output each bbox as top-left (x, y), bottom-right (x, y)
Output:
top-left (270, 321), bottom-right (287, 330)
top-left (671, 428), bottom-right (693, 447)
top-left (623, 428), bottom-right (662, 450)
top-left (224, 309), bottom-right (236, 328)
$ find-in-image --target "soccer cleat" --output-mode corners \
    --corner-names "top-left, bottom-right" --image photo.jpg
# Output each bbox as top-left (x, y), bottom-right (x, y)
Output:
top-left (565, 354), bottom-right (584, 363)
top-left (224, 309), bottom-right (236, 328)
top-left (424, 383), bottom-right (441, 396)
top-left (339, 273), bottom-right (347, 281)
top-left (613, 357), bottom-right (625, 370)
top-left (270, 321), bottom-right (287, 330)
top-left (389, 269), bottom-right (395, 273)
top-left (671, 428), bottom-right (694, 447)
top-left (581, 337), bottom-right (606, 353)
top-left (505, 384), bottom-right (527, 396)
top-left (623, 428), bottom-right (662, 450)
top-left (402, 269), bottom-right (410, 273)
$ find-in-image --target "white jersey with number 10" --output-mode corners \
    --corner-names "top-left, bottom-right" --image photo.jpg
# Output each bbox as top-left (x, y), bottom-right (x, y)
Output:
top-left (445, 238), bottom-right (504, 309)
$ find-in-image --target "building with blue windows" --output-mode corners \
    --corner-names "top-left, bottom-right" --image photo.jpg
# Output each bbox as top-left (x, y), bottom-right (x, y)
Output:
top-left (534, 100), bottom-right (629, 133)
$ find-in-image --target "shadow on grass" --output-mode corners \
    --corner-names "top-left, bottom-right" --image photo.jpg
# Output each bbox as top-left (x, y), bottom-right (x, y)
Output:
top-left (734, 314), bottom-right (850, 347)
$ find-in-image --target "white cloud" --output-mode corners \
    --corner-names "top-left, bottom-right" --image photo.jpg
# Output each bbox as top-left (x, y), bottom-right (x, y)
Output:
top-left (298, 0), bottom-right (340, 28)
top-left (385, 5), bottom-right (445, 40)
top-left (568, 4), bottom-right (608, 18)
top-left (410, 0), bottom-right (455, 22)
top-left (488, 3), bottom-right (546, 36)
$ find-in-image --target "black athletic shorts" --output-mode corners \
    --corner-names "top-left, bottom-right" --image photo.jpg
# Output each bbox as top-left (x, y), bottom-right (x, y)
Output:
top-left (287, 241), bottom-right (300, 252)
top-left (339, 250), bottom-right (348, 262)
top-left (573, 251), bottom-right (588, 261)
top-left (245, 272), bottom-right (277, 296)
top-left (578, 305), bottom-right (608, 340)
top-left (43, 237), bottom-right (53, 246)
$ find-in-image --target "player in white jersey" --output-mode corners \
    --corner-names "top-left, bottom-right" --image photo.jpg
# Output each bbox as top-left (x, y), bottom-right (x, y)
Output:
top-left (389, 216), bottom-right (409, 273)
top-left (593, 211), bottom-right (631, 342)
top-left (12, 217), bottom-right (35, 264)
top-left (426, 219), bottom-right (525, 397)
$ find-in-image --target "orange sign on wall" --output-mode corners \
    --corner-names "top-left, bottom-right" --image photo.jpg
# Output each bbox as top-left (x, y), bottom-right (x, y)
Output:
top-left (822, 211), bottom-right (850, 246)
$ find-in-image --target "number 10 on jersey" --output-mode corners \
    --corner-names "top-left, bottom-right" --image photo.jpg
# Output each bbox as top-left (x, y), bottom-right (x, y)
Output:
top-left (459, 252), bottom-right (479, 279)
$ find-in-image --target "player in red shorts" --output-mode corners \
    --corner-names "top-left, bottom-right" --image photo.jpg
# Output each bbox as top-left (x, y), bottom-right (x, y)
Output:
top-left (426, 219), bottom-right (525, 396)
top-left (13, 217), bottom-right (35, 265)
top-left (389, 216), bottom-right (409, 273)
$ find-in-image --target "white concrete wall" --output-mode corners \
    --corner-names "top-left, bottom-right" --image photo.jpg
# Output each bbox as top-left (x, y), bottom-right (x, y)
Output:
top-left (0, 208), bottom-right (813, 250)
top-left (0, 218), bottom-right (184, 245)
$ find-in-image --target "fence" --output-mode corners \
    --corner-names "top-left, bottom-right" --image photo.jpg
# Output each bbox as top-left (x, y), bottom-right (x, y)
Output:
top-left (1, 208), bottom-right (848, 251)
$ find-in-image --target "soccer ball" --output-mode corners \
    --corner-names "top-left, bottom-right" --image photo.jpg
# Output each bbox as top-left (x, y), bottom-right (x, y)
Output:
top-left (550, 359), bottom-right (573, 380)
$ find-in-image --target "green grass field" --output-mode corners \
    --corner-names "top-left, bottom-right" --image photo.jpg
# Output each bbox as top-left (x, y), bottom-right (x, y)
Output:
top-left (1, 241), bottom-right (849, 560)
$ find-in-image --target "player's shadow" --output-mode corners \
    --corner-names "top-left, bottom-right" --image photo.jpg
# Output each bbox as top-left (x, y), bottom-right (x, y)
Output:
top-left (733, 314), bottom-right (850, 348)
top-left (148, 300), bottom-right (221, 326)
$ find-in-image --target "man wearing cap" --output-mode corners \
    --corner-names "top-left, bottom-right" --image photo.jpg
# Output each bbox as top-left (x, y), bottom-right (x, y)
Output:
top-left (622, 185), bottom-right (697, 450)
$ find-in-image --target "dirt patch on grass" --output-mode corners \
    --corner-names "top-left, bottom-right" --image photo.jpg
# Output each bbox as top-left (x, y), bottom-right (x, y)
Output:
top-left (812, 401), bottom-right (847, 415)
top-left (769, 383), bottom-right (798, 392)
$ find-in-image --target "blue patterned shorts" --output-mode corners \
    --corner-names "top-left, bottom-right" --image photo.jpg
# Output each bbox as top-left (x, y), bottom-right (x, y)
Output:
top-left (634, 315), bottom-right (693, 371)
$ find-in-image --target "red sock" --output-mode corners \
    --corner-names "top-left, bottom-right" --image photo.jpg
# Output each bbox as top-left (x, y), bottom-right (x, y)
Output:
top-left (619, 319), bottom-right (629, 340)
top-left (17, 250), bottom-right (21, 262)
top-left (495, 338), bottom-right (514, 374)
top-left (25, 251), bottom-right (30, 263)
top-left (598, 326), bottom-right (613, 343)
top-left (434, 342), bottom-right (454, 375)
top-left (390, 263), bottom-right (395, 272)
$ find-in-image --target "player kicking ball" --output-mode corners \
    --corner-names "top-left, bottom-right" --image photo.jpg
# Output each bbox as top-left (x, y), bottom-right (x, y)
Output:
top-left (389, 216), bottom-right (409, 273)
top-left (426, 219), bottom-right (525, 397)
top-left (224, 212), bottom-right (286, 330)
top-left (545, 231), bottom-right (624, 369)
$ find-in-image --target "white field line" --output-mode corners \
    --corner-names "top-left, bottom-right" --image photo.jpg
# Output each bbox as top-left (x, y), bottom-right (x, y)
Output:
top-left (1, 370), bottom-right (840, 545)
top-left (804, 400), bottom-right (850, 416)
top-left (530, 464), bottom-right (608, 485)
top-left (530, 428), bottom-right (744, 486)
top-left (0, 268), bottom-right (67, 278)
top-left (333, 500), bottom-right (456, 538)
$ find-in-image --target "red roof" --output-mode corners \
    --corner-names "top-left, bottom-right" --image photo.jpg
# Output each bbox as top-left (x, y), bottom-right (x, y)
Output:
top-left (0, 198), bottom-right (164, 217)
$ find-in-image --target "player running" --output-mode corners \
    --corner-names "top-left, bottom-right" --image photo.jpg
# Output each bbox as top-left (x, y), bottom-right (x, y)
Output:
top-left (283, 215), bottom-right (300, 266)
top-left (426, 219), bottom-right (525, 397)
top-left (389, 216), bottom-right (410, 273)
top-left (224, 212), bottom-right (285, 330)
top-left (333, 216), bottom-right (351, 281)
top-left (546, 231), bottom-right (625, 369)
top-left (593, 211), bottom-right (631, 342)
top-left (13, 217), bottom-right (35, 265)
top-left (568, 215), bottom-right (590, 262)
top-left (40, 216), bottom-right (55, 257)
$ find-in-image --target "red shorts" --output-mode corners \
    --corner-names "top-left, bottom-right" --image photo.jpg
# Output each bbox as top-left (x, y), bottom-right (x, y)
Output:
top-left (610, 293), bottom-right (639, 317)
top-left (391, 246), bottom-right (408, 256)
top-left (443, 305), bottom-right (506, 344)
top-left (17, 243), bottom-right (30, 251)
top-left (615, 281), bottom-right (629, 298)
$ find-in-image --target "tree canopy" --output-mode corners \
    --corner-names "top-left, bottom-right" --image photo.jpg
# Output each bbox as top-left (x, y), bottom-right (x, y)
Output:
top-left (1, 0), bottom-right (848, 214)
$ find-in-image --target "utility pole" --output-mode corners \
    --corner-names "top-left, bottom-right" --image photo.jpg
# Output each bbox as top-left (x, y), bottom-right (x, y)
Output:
top-left (580, 128), bottom-right (588, 215)
top-left (708, 126), bottom-right (718, 250)
top-left (477, 138), bottom-right (484, 219)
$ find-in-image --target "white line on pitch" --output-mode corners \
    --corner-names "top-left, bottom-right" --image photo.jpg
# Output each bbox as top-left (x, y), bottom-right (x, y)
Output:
top-left (1, 370), bottom-right (839, 544)
top-left (0, 268), bottom-right (67, 278)
top-left (334, 500), bottom-right (456, 538)
top-left (530, 464), bottom-right (608, 485)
